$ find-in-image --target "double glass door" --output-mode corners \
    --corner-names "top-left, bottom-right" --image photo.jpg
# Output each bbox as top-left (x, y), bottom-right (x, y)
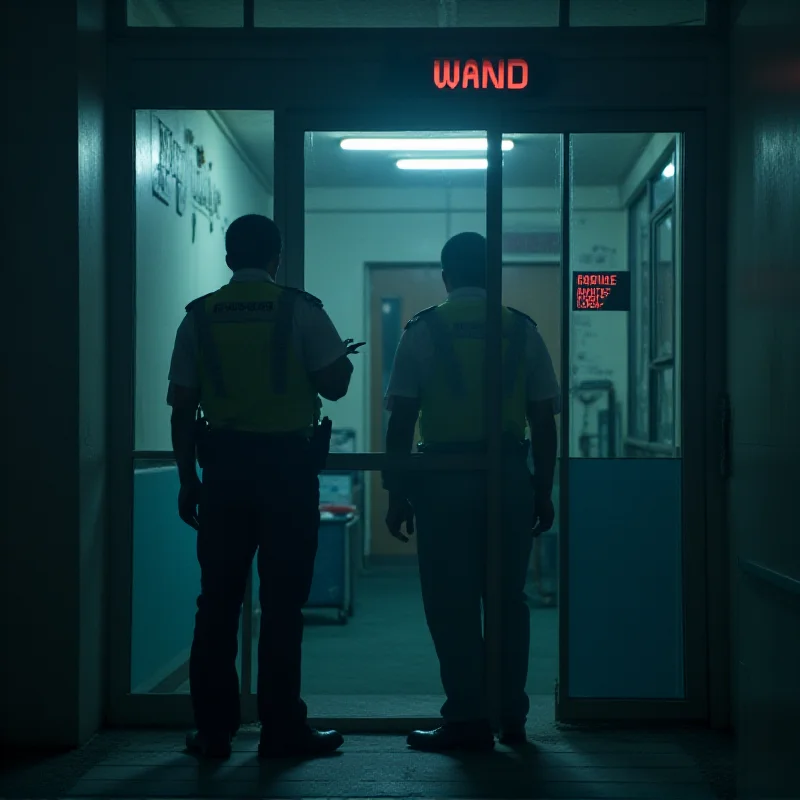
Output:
top-left (116, 107), bottom-right (708, 728)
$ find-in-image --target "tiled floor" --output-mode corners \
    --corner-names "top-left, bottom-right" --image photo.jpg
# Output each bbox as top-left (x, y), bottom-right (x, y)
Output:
top-left (0, 721), bottom-right (734, 799)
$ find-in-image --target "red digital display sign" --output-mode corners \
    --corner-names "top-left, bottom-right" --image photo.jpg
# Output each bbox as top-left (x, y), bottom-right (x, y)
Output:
top-left (573, 271), bottom-right (631, 311)
top-left (433, 59), bottom-right (529, 90)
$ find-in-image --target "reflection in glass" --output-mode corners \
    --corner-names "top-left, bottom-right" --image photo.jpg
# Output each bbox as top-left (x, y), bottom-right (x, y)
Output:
top-left (630, 192), bottom-right (651, 440)
top-left (654, 214), bottom-right (675, 359)
top-left (303, 130), bottom-right (486, 453)
top-left (656, 366), bottom-right (675, 446)
top-left (623, 137), bottom-right (679, 453)
top-left (652, 154), bottom-right (676, 211)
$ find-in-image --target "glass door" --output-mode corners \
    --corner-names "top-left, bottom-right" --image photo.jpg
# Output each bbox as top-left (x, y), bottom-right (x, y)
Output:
top-left (242, 113), bottom-right (501, 728)
top-left (497, 112), bottom-right (707, 723)
top-left (113, 105), bottom-right (708, 729)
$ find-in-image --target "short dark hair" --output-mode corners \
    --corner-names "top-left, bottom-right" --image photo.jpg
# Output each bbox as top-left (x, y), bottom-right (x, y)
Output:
top-left (225, 214), bottom-right (282, 269)
top-left (440, 232), bottom-right (487, 289)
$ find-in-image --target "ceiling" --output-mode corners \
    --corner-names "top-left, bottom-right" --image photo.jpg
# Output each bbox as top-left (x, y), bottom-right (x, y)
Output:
top-left (215, 112), bottom-right (653, 190)
top-left (131, 0), bottom-right (705, 28)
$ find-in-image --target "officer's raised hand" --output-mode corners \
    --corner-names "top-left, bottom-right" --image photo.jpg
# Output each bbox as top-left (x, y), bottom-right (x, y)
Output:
top-left (343, 338), bottom-right (366, 355)
top-left (386, 493), bottom-right (415, 543)
top-left (532, 493), bottom-right (555, 537)
top-left (178, 477), bottom-right (202, 530)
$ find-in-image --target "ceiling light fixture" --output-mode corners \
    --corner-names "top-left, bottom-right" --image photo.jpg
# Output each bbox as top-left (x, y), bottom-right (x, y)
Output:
top-left (396, 158), bottom-right (489, 171)
top-left (341, 138), bottom-right (513, 152)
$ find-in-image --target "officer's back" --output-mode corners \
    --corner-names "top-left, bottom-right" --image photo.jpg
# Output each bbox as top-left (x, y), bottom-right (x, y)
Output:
top-left (166, 214), bottom-right (354, 760)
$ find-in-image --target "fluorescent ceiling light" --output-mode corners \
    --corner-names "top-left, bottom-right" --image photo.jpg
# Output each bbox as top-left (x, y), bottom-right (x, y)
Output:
top-left (397, 158), bottom-right (488, 171)
top-left (341, 138), bottom-right (513, 152)
top-left (662, 162), bottom-right (675, 178)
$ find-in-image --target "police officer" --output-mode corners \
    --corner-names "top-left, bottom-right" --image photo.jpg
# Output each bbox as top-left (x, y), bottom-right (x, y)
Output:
top-left (382, 232), bottom-right (559, 752)
top-left (167, 214), bottom-right (357, 759)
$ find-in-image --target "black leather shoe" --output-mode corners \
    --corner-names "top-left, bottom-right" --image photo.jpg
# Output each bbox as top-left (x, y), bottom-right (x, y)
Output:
top-left (498, 722), bottom-right (527, 745)
top-left (185, 730), bottom-right (232, 759)
top-left (407, 722), bottom-right (495, 752)
top-left (258, 727), bottom-right (344, 759)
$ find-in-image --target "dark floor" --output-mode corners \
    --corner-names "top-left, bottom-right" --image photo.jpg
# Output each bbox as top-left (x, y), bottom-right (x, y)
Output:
top-left (0, 720), bottom-right (735, 799)
top-left (173, 564), bottom-right (558, 713)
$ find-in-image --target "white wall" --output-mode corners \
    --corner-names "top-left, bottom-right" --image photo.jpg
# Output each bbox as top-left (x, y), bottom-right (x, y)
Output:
top-left (305, 185), bottom-right (627, 455)
top-left (134, 109), bottom-right (273, 451)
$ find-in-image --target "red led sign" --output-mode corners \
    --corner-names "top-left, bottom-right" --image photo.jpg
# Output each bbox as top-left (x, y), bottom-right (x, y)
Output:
top-left (573, 271), bottom-right (631, 311)
top-left (433, 58), bottom-right (529, 90)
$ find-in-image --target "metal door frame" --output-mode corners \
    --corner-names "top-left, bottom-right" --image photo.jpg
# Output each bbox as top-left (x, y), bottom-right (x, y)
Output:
top-left (106, 46), bottom-right (727, 730)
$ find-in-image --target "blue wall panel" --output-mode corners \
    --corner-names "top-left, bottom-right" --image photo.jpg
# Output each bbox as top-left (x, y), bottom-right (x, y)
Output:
top-left (567, 458), bottom-right (684, 698)
top-left (131, 466), bottom-right (199, 691)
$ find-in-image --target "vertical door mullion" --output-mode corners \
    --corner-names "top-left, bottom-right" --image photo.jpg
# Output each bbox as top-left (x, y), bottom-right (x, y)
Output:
top-left (280, 113), bottom-right (305, 291)
top-left (556, 132), bottom-right (571, 719)
top-left (484, 128), bottom-right (504, 727)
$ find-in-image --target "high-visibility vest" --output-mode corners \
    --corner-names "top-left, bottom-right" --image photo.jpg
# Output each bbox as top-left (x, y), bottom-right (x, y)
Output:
top-left (413, 298), bottom-right (530, 445)
top-left (188, 281), bottom-right (317, 435)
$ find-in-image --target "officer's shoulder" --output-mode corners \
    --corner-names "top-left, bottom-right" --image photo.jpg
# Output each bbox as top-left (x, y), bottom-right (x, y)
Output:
top-left (283, 286), bottom-right (324, 309)
top-left (404, 305), bottom-right (438, 330)
top-left (185, 292), bottom-right (215, 313)
top-left (506, 306), bottom-right (537, 328)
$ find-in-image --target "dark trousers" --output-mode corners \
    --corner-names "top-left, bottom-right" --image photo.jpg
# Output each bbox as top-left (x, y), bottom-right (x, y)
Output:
top-left (409, 459), bottom-right (534, 725)
top-left (189, 459), bottom-right (320, 735)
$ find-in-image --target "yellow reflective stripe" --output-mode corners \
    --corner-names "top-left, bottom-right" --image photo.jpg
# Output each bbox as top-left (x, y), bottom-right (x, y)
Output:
top-left (270, 290), bottom-right (297, 395)
top-left (502, 313), bottom-right (527, 399)
top-left (426, 309), bottom-right (465, 396)
top-left (193, 304), bottom-right (227, 398)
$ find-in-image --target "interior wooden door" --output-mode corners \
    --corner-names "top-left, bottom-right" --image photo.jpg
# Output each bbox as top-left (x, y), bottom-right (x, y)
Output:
top-left (368, 264), bottom-right (561, 560)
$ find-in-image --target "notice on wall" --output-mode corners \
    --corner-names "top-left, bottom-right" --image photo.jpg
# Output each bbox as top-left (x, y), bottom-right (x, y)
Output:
top-left (572, 271), bottom-right (631, 311)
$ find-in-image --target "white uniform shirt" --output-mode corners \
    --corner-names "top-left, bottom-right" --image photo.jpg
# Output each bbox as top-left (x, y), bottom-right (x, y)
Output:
top-left (385, 287), bottom-right (561, 413)
top-left (167, 269), bottom-right (346, 403)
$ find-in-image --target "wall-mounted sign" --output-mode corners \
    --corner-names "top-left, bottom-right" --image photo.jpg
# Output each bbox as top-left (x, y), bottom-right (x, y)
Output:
top-left (433, 58), bottom-right (529, 90)
top-left (573, 271), bottom-right (631, 311)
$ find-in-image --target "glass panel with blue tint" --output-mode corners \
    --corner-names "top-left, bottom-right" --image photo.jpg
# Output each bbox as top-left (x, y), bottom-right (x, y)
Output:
top-left (567, 133), bottom-right (684, 700)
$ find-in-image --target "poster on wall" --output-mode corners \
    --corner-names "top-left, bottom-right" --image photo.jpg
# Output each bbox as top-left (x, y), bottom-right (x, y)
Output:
top-left (151, 112), bottom-right (188, 210)
top-left (175, 175), bottom-right (187, 216)
top-left (151, 114), bottom-right (173, 205)
top-left (189, 141), bottom-right (223, 231)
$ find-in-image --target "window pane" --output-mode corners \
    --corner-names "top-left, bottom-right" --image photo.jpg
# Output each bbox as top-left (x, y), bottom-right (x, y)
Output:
top-left (248, 468), bottom-right (560, 717)
top-left (656, 365), bottom-right (675, 446)
top-left (132, 458), bottom-right (243, 692)
top-left (568, 134), bottom-right (684, 701)
top-left (570, 0), bottom-right (705, 26)
top-left (303, 130), bottom-right (486, 452)
top-left (128, 0), bottom-right (243, 26)
top-left (501, 134), bottom-right (563, 686)
top-left (654, 213), bottom-right (675, 359)
top-left (256, 0), bottom-right (559, 27)
top-left (629, 191), bottom-right (650, 440)
top-left (134, 109), bottom-right (274, 451)
top-left (652, 153), bottom-right (676, 211)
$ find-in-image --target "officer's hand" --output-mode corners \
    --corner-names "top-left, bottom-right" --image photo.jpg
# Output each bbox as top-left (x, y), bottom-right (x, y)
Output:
top-left (386, 494), bottom-right (415, 543)
top-left (344, 338), bottom-right (366, 355)
top-left (532, 494), bottom-right (555, 537)
top-left (178, 479), bottom-right (202, 530)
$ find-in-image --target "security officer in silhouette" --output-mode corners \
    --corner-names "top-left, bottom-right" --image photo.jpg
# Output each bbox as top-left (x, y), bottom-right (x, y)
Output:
top-left (167, 214), bottom-right (358, 760)
top-left (383, 232), bottom-right (559, 752)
